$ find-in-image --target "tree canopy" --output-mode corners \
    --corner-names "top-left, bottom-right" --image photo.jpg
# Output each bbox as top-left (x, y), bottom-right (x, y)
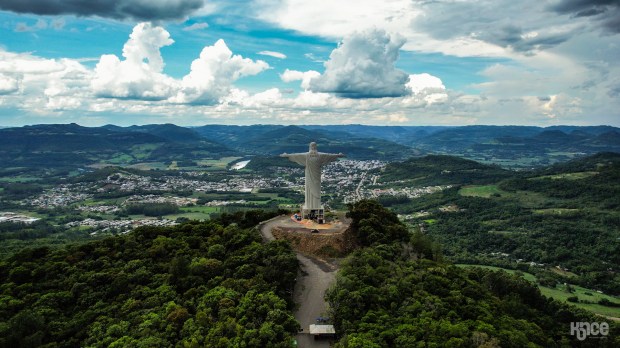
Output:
top-left (0, 213), bottom-right (299, 347)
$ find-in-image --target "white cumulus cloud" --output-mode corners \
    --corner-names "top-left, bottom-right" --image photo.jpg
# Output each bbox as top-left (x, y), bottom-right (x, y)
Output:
top-left (0, 48), bottom-right (90, 113)
top-left (91, 23), bottom-right (269, 105)
top-left (0, 22), bottom-right (274, 118)
top-left (173, 39), bottom-right (269, 104)
top-left (91, 22), bottom-right (177, 100)
top-left (0, 74), bottom-right (19, 95)
top-left (280, 69), bottom-right (320, 90)
top-left (406, 73), bottom-right (448, 105)
top-left (407, 73), bottom-right (445, 94)
top-left (309, 29), bottom-right (410, 98)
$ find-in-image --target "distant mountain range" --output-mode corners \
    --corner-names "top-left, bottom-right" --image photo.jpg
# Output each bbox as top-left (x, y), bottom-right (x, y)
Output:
top-left (1, 123), bottom-right (619, 170)
top-left (196, 124), bottom-right (620, 167)
top-left (193, 124), bottom-right (419, 160)
top-left (0, 123), bottom-right (233, 169)
top-left (407, 125), bottom-right (619, 150)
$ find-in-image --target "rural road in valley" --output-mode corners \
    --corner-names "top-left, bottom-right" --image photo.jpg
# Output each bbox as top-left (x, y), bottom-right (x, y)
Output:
top-left (260, 216), bottom-right (337, 348)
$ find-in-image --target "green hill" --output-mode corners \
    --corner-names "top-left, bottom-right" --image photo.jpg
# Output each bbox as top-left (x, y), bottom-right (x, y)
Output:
top-left (0, 197), bottom-right (618, 347)
top-left (0, 215), bottom-right (299, 347)
top-left (329, 255), bottom-right (618, 347)
top-left (386, 153), bottom-right (620, 296)
top-left (300, 124), bottom-right (448, 144)
top-left (4, 123), bottom-right (617, 173)
top-left (327, 200), bottom-right (620, 347)
top-left (0, 123), bottom-right (237, 170)
top-left (104, 124), bottom-right (205, 143)
top-left (192, 124), bottom-right (282, 146)
top-left (409, 125), bottom-right (620, 167)
top-left (381, 155), bottom-right (512, 185)
top-left (535, 151), bottom-right (620, 175)
top-left (194, 124), bottom-right (420, 160)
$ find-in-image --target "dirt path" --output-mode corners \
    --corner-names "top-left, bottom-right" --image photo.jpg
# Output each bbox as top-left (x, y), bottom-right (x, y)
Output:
top-left (259, 216), bottom-right (338, 348)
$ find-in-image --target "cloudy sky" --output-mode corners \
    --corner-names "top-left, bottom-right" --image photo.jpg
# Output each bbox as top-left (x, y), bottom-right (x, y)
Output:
top-left (0, 0), bottom-right (618, 126)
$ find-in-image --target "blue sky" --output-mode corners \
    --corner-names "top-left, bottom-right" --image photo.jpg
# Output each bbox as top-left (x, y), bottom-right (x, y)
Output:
top-left (0, 0), bottom-right (618, 126)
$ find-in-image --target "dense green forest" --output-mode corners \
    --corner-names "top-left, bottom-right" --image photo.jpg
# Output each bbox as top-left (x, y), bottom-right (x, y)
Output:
top-left (328, 200), bottom-right (620, 347)
top-left (0, 211), bottom-right (299, 347)
top-left (382, 153), bottom-right (620, 295)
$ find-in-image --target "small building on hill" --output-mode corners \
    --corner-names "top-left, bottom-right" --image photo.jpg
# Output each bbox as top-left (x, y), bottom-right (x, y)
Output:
top-left (309, 324), bottom-right (336, 339)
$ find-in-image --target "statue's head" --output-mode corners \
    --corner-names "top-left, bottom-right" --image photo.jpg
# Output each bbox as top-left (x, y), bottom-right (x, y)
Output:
top-left (309, 142), bottom-right (317, 153)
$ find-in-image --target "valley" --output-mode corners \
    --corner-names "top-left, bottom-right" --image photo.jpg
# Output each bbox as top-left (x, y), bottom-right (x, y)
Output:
top-left (0, 123), bottom-right (619, 345)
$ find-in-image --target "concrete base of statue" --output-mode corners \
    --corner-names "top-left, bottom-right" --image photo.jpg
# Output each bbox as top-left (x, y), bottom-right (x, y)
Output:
top-left (299, 205), bottom-right (325, 224)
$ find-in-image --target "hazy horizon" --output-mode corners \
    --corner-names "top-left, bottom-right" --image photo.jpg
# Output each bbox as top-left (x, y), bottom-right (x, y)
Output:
top-left (2, 122), bottom-right (620, 129)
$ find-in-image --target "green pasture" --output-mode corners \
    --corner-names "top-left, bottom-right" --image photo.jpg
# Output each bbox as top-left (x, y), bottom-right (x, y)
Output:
top-left (458, 185), bottom-right (502, 198)
top-left (0, 176), bottom-right (40, 182)
top-left (107, 153), bottom-right (134, 164)
top-left (458, 184), bottom-right (558, 208)
top-left (130, 144), bottom-right (159, 159)
top-left (197, 157), bottom-right (242, 170)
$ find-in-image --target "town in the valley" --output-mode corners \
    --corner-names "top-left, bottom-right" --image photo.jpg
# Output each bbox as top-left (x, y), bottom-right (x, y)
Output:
top-left (1, 157), bottom-right (449, 236)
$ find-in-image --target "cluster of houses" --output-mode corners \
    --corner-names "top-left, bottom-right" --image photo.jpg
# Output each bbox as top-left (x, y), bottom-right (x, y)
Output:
top-left (26, 185), bottom-right (92, 208)
top-left (104, 171), bottom-right (291, 193)
top-left (0, 212), bottom-right (40, 224)
top-left (65, 217), bottom-right (177, 234)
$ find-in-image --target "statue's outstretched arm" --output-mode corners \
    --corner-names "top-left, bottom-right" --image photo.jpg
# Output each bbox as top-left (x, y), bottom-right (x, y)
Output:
top-left (280, 153), bottom-right (307, 166)
top-left (318, 153), bottom-right (345, 165)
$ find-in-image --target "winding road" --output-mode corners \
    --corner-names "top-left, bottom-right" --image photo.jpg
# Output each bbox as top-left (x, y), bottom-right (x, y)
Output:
top-left (260, 216), bottom-right (337, 348)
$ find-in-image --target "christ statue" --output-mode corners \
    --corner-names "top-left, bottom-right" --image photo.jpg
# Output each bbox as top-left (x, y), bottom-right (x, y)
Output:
top-left (281, 142), bottom-right (344, 221)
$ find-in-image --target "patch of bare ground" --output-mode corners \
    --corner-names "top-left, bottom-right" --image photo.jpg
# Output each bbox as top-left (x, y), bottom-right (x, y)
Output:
top-left (272, 224), bottom-right (356, 260)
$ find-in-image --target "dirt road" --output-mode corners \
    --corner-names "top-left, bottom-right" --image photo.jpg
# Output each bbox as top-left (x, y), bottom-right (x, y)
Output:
top-left (260, 216), bottom-right (337, 348)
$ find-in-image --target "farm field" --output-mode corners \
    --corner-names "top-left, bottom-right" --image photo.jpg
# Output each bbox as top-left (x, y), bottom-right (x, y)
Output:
top-left (458, 184), bottom-right (502, 198)
top-left (458, 184), bottom-right (560, 208)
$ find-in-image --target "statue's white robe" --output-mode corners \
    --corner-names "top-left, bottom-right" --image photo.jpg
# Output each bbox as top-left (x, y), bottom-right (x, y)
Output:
top-left (282, 152), bottom-right (342, 210)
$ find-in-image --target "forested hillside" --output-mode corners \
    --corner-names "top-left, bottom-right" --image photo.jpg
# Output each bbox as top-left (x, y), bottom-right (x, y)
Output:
top-left (380, 155), bottom-right (512, 185)
top-left (382, 153), bottom-right (620, 296)
top-left (329, 253), bottom-right (619, 347)
top-left (328, 200), bottom-right (620, 347)
top-left (0, 212), bottom-right (299, 347)
top-left (0, 123), bottom-right (236, 170)
top-left (0, 196), bottom-right (618, 347)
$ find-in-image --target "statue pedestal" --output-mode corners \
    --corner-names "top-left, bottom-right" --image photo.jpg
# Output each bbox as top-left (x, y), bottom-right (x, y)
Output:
top-left (300, 205), bottom-right (325, 224)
